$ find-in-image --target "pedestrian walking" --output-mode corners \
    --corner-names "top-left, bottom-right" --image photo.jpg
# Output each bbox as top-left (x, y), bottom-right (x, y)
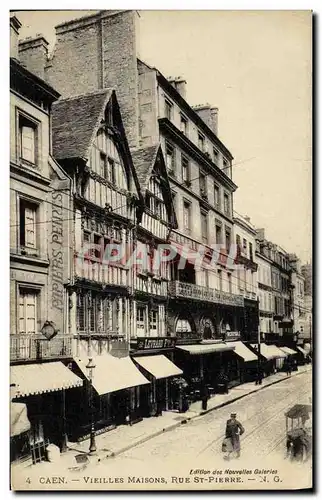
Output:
top-left (200, 383), bottom-right (209, 411)
top-left (225, 412), bottom-right (245, 459)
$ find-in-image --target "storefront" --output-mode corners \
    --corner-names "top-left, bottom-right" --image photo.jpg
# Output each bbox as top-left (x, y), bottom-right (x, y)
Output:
top-left (130, 337), bottom-right (183, 413)
top-left (10, 402), bottom-right (31, 464)
top-left (174, 340), bottom-right (235, 397)
top-left (10, 361), bottom-right (83, 464)
top-left (71, 352), bottom-right (150, 441)
top-left (224, 332), bottom-right (258, 385)
top-left (250, 343), bottom-right (287, 375)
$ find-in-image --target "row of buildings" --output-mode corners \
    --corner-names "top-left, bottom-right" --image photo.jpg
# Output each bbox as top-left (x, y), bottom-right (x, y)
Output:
top-left (10, 11), bottom-right (312, 464)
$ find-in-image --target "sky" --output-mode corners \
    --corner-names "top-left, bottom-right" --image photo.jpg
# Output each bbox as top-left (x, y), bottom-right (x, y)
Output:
top-left (11, 9), bottom-right (312, 263)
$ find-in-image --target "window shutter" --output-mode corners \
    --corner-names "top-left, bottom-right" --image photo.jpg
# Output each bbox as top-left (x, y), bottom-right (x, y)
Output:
top-left (19, 295), bottom-right (26, 334)
top-left (24, 206), bottom-right (36, 248)
top-left (21, 126), bottom-right (35, 163)
top-left (25, 293), bottom-right (36, 334)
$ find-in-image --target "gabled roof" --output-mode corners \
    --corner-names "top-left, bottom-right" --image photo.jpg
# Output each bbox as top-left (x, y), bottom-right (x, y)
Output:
top-left (52, 89), bottom-right (112, 161)
top-left (132, 144), bottom-right (178, 229)
top-left (132, 145), bottom-right (159, 192)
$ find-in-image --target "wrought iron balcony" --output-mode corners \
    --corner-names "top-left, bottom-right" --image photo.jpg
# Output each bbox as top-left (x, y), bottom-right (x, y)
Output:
top-left (10, 335), bottom-right (73, 362)
top-left (168, 281), bottom-right (244, 307)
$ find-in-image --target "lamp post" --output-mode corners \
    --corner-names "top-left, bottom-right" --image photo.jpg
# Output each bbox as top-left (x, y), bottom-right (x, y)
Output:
top-left (86, 357), bottom-right (97, 454)
top-left (257, 325), bottom-right (262, 385)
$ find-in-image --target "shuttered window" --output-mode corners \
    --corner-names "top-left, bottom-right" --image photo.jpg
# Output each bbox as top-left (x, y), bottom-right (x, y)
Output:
top-left (18, 289), bottom-right (38, 335)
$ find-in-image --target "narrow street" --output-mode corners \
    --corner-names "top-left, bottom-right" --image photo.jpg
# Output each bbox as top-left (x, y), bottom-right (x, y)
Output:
top-left (110, 370), bottom-right (311, 464)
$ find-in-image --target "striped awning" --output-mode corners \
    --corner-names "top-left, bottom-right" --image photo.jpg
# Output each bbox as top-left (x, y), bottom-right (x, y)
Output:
top-left (134, 355), bottom-right (183, 380)
top-left (74, 354), bottom-right (150, 396)
top-left (228, 341), bottom-right (258, 362)
top-left (177, 342), bottom-right (235, 355)
top-left (279, 346), bottom-right (297, 356)
top-left (10, 402), bottom-right (31, 437)
top-left (11, 362), bottom-right (83, 398)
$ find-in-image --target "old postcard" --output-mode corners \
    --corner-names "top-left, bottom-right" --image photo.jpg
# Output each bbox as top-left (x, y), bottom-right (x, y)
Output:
top-left (9, 9), bottom-right (312, 491)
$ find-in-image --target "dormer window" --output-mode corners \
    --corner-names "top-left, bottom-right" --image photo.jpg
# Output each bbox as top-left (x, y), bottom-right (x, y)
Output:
top-left (180, 114), bottom-right (188, 135)
top-left (165, 99), bottom-right (173, 120)
top-left (198, 132), bottom-right (205, 152)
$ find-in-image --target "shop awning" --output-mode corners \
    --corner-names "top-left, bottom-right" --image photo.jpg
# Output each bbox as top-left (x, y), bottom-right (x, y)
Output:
top-left (11, 362), bottom-right (83, 398)
top-left (176, 343), bottom-right (235, 355)
top-left (134, 355), bottom-right (183, 380)
top-left (74, 354), bottom-right (150, 396)
top-left (10, 402), bottom-right (31, 437)
top-left (228, 341), bottom-right (258, 362)
top-left (251, 344), bottom-right (278, 361)
top-left (296, 346), bottom-right (307, 356)
top-left (266, 344), bottom-right (287, 358)
top-left (279, 346), bottom-right (297, 356)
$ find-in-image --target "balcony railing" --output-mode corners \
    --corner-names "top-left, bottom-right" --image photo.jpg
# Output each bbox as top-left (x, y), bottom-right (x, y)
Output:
top-left (168, 281), bottom-right (244, 307)
top-left (10, 335), bottom-right (73, 362)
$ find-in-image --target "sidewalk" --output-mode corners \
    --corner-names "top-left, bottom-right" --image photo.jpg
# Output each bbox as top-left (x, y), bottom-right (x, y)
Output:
top-left (15, 364), bottom-right (311, 473)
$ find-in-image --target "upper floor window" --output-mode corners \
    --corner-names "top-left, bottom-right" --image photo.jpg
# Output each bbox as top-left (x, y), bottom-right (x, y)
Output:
top-left (93, 130), bottom-right (127, 189)
top-left (201, 211), bottom-right (208, 243)
top-left (224, 193), bottom-right (230, 215)
top-left (19, 198), bottom-right (38, 254)
top-left (180, 114), bottom-right (188, 135)
top-left (198, 132), bottom-right (205, 152)
top-left (199, 172), bottom-right (207, 199)
top-left (181, 154), bottom-right (190, 183)
top-left (136, 306), bottom-right (146, 335)
top-left (213, 148), bottom-right (219, 165)
top-left (225, 228), bottom-right (231, 252)
top-left (165, 99), bottom-right (173, 120)
top-left (150, 310), bottom-right (158, 332)
top-left (236, 234), bottom-right (241, 254)
top-left (214, 183), bottom-right (220, 208)
top-left (242, 238), bottom-right (247, 255)
top-left (215, 223), bottom-right (222, 245)
top-left (249, 242), bottom-right (253, 261)
top-left (18, 114), bottom-right (38, 166)
top-left (18, 287), bottom-right (39, 335)
top-left (165, 141), bottom-right (176, 174)
top-left (183, 200), bottom-right (191, 233)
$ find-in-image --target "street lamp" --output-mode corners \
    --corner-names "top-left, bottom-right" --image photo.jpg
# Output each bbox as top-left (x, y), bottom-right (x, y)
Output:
top-left (86, 357), bottom-right (97, 454)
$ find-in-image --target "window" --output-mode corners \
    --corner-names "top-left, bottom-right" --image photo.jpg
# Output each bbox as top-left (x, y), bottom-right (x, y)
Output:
top-left (201, 211), bottom-right (208, 243)
top-left (18, 288), bottom-right (38, 334)
top-left (198, 132), bottom-right (205, 152)
top-left (214, 183), bottom-right (220, 208)
top-left (218, 270), bottom-right (223, 291)
top-left (19, 114), bottom-right (37, 165)
top-left (199, 172), bottom-right (207, 198)
top-left (19, 199), bottom-right (38, 252)
top-left (136, 306), bottom-right (146, 335)
top-left (150, 310), bottom-right (158, 331)
top-left (213, 148), bottom-right (219, 165)
top-left (223, 158), bottom-right (228, 171)
top-left (225, 228), bottom-right (231, 252)
top-left (249, 242), bottom-right (253, 261)
top-left (99, 153), bottom-right (106, 178)
top-left (215, 224), bottom-right (222, 245)
top-left (200, 268), bottom-right (209, 287)
top-left (183, 201), bottom-right (191, 232)
top-left (165, 99), bottom-right (173, 120)
top-left (107, 158), bottom-right (116, 184)
top-left (242, 238), bottom-right (247, 255)
top-left (165, 142), bottom-right (175, 173)
top-left (224, 193), bottom-right (230, 215)
top-left (181, 155), bottom-right (190, 183)
top-left (180, 114), bottom-right (188, 135)
top-left (227, 273), bottom-right (232, 293)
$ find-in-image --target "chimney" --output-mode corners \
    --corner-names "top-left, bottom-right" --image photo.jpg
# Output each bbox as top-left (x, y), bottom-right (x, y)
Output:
top-left (256, 228), bottom-right (265, 241)
top-left (193, 104), bottom-right (219, 136)
top-left (10, 16), bottom-right (22, 59)
top-left (168, 76), bottom-right (187, 99)
top-left (18, 34), bottom-right (49, 80)
top-left (210, 107), bottom-right (218, 135)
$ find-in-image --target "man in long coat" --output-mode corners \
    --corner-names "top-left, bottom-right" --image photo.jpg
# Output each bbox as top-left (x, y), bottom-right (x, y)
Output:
top-left (225, 412), bottom-right (245, 458)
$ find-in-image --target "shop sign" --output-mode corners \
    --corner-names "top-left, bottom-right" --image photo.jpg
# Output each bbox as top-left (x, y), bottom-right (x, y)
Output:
top-left (135, 337), bottom-right (176, 351)
top-left (225, 331), bottom-right (241, 341)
